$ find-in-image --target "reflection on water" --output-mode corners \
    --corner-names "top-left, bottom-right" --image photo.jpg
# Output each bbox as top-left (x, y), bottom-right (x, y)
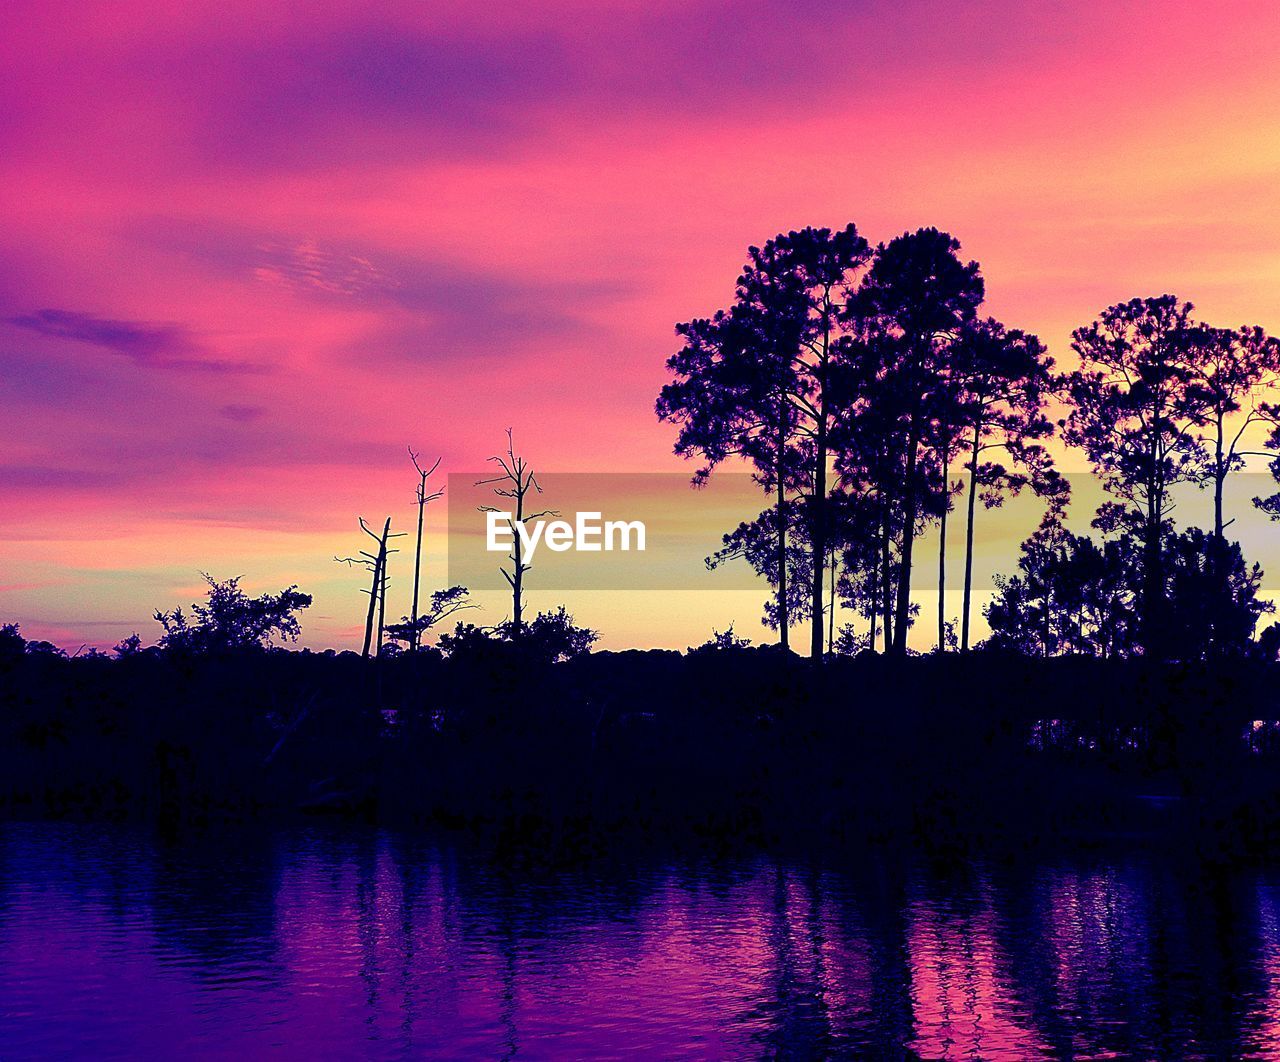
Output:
top-left (4, 824), bottom-right (1280, 1058)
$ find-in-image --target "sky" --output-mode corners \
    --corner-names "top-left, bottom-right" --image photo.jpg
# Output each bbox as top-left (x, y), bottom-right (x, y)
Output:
top-left (2, 0), bottom-right (1279, 652)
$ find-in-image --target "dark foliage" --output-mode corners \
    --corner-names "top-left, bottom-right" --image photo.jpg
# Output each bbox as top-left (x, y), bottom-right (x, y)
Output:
top-left (4, 646), bottom-right (1280, 856)
top-left (154, 575), bottom-right (312, 654)
top-left (437, 606), bottom-right (598, 664)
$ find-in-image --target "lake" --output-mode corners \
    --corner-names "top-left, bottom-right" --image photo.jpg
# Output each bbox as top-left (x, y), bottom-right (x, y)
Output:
top-left (2, 822), bottom-right (1280, 1058)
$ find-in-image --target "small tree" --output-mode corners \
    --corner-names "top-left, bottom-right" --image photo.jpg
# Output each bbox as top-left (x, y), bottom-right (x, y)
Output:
top-left (336, 517), bottom-right (405, 659)
top-left (950, 317), bottom-right (1058, 651)
top-left (407, 448), bottom-right (445, 651)
top-left (984, 521), bottom-right (1138, 659)
top-left (437, 606), bottom-right (597, 663)
top-left (113, 633), bottom-right (144, 658)
top-left (1183, 325), bottom-right (1280, 539)
top-left (519, 606), bottom-right (599, 662)
top-left (477, 430), bottom-right (556, 637)
top-left (385, 586), bottom-right (476, 649)
top-left (154, 574), bottom-right (311, 653)
top-left (689, 624), bottom-right (754, 653)
top-left (706, 504), bottom-right (813, 637)
top-left (0, 623), bottom-right (27, 662)
top-left (1163, 527), bottom-right (1273, 660)
top-left (1063, 295), bottom-right (1206, 656)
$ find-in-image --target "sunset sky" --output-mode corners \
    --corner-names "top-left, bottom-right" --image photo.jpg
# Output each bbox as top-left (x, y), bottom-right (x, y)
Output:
top-left (2, 0), bottom-right (1279, 651)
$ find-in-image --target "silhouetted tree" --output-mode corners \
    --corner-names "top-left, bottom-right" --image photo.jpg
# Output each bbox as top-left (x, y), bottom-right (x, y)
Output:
top-left (520, 605), bottom-right (598, 661)
top-left (834, 517), bottom-right (888, 652)
top-left (660, 225), bottom-right (872, 657)
top-left (1063, 296), bottom-right (1206, 657)
top-left (407, 448), bottom-right (445, 651)
top-left (833, 390), bottom-right (911, 653)
top-left (1163, 527), bottom-right (1273, 660)
top-left (153, 574), bottom-right (311, 653)
top-left (385, 586), bottom-right (475, 649)
top-left (1255, 414), bottom-right (1280, 523)
top-left (438, 606), bottom-right (597, 663)
top-left (743, 227), bottom-right (873, 659)
top-left (689, 625), bottom-right (753, 653)
top-left (0, 622), bottom-right (26, 662)
top-left (1177, 324), bottom-right (1280, 542)
top-left (659, 305), bottom-right (804, 650)
top-left (831, 622), bottom-right (869, 656)
top-left (950, 318), bottom-right (1059, 651)
top-left (707, 503), bottom-right (813, 635)
top-left (113, 633), bottom-right (143, 658)
top-left (1, 623), bottom-right (69, 660)
top-left (336, 517), bottom-right (403, 659)
top-left (478, 430), bottom-right (556, 637)
top-left (985, 519), bottom-right (1137, 659)
top-left (927, 382), bottom-right (966, 652)
top-left (854, 228), bottom-right (985, 654)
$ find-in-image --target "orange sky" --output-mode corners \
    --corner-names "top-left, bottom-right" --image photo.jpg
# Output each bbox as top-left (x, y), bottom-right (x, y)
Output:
top-left (1, 0), bottom-right (1278, 651)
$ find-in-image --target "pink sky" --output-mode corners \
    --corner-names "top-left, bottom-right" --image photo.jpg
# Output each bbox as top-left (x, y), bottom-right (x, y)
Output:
top-left (2, 0), bottom-right (1278, 651)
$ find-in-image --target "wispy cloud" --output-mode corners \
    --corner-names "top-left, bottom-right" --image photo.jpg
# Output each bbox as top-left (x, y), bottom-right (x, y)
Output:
top-left (9, 308), bottom-right (262, 373)
top-left (128, 220), bottom-right (630, 358)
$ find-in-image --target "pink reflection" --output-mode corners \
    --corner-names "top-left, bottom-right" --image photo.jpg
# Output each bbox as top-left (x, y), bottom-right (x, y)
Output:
top-left (906, 879), bottom-right (1051, 1058)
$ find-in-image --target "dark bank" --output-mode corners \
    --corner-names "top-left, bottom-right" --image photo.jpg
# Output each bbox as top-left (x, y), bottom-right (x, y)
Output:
top-left (5, 636), bottom-right (1280, 858)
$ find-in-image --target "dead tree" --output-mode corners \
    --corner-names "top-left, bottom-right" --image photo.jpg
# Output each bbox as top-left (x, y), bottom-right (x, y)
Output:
top-left (408, 448), bottom-right (445, 651)
top-left (478, 429), bottom-right (557, 636)
top-left (336, 516), bottom-right (404, 658)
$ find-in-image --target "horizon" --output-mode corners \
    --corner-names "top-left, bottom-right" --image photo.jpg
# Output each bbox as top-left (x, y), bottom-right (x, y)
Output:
top-left (3, 1), bottom-right (1279, 652)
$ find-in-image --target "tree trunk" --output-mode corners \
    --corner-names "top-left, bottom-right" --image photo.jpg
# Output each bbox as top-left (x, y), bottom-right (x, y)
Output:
top-left (1214, 413), bottom-right (1226, 543)
top-left (937, 450), bottom-right (949, 652)
top-left (410, 490), bottom-right (425, 650)
top-left (881, 514), bottom-right (894, 654)
top-left (892, 423), bottom-right (922, 656)
top-left (1209, 412), bottom-right (1228, 656)
top-left (961, 428), bottom-right (981, 652)
top-left (375, 520), bottom-right (390, 657)
top-left (810, 401), bottom-right (827, 661)
top-left (776, 444), bottom-right (789, 651)
top-left (512, 489), bottom-right (525, 636)
top-left (828, 544), bottom-right (837, 653)
top-left (1142, 484), bottom-right (1164, 659)
top-left (362, 517), bottom-right (391, 660)
top-left (360, 552), bottom-right (379, 660)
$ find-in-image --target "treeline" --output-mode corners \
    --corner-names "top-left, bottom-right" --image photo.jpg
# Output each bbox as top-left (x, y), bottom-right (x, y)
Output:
top-left (327, 430), bottom-right (597, 662)
top-left (658, 225), bottom-right (1280, 660)
top-left (7, 225), bottom-right (1280, 667)
top-left (5, 636), bottom-right (1280, 850)
top-left (1, 429), bottom-right (597, 666)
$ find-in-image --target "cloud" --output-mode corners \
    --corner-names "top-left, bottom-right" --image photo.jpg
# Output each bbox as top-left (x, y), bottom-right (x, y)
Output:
top-left (11, 308), bottom-right (195, 359)
top-left (83, 2), bottom-right (1090, 174)
top-left (253, 241), bottom-right (391, 297)
top-left (218, 403), bottom-right (265, 422)
top-left (0, 465), bottom-right (123, 490)
top-left (157, 23), bottom-right (578, 170)
top-left (129, 219), bottom-right (630, 358)
top-left (8, 309), bottom-right (262, 373)
top-left (0, 1), bottom-right (1095, 176)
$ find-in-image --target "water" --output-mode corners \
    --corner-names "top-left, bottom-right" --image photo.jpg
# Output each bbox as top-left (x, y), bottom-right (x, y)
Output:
top-left (3, 824), bottom-right (1280, 1058)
